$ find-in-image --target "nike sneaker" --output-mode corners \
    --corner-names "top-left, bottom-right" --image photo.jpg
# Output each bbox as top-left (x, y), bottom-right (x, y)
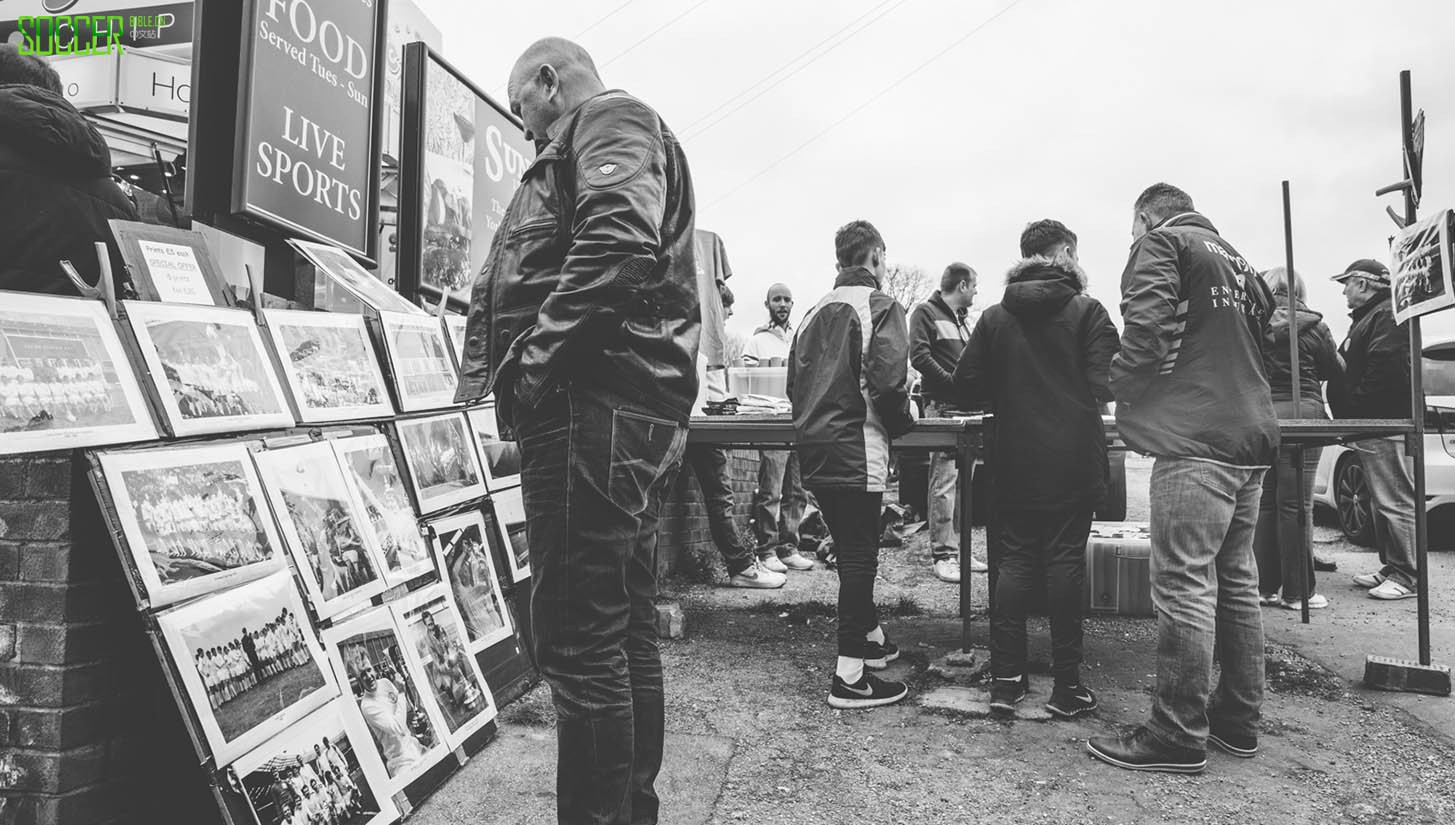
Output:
top-left (827, 672), bottom-right (909, 710)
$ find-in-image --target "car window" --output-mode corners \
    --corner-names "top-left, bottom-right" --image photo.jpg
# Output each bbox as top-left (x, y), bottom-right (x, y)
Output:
top-left (1423, 345), bottom-right (1455, 395)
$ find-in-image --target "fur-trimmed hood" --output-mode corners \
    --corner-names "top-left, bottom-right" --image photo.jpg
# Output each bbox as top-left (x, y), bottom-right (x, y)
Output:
top-left (1001, 257), bottom-right (1086, 317)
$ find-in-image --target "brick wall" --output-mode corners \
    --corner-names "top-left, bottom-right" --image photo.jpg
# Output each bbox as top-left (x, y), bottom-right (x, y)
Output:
top-left (657, 450), bottom-right (763, 584)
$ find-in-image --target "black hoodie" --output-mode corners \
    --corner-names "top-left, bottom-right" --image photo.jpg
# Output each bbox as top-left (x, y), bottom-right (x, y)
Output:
top-left (0, 83), bottom-right (138, 296)
top-left (952, 259), bottom-right (1120, 511)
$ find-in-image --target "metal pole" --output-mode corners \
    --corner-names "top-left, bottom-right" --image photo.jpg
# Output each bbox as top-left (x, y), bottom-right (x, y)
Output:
top-left (1281, 182), bottom-right (1311, 623)
top-left (1399, 71), bottom-right (1431, 665)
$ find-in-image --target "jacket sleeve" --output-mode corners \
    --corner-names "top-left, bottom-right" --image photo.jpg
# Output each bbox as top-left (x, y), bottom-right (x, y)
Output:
top-left (1349, 310), bottom-right (1410, 412)
top-left (1109, 231), bottom-right (1182, 405)
top-left (952, 314), bottom-right (991, 409)
top-left (867, 296), bottom-right (914, 437)
top-left (908, 303), bottom-right (954, 390)
top-left (1312, 322), bottom-right (1343, 384)
top-left (1082, 299), bottom-right (1120, 404)
top-left (515, 97), bottom-right (670, 405)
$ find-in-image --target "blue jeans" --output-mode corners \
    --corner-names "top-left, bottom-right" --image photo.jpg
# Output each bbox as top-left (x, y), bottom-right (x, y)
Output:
top-left (683, 444), bottom-right (754, 576)
top-left (923, 399), bottom-right (961, 560)
top-left (1353, 437), bottom-right (1418, 588)
top-left (515, 381), bottom-right (688, 825)
top-left (752, 450), bottom-right (807, 557)
top-left (1147, 457), bottom-right (1266, 751)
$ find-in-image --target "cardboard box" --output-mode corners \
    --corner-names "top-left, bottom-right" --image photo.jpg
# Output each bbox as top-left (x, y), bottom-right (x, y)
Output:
top-left (1086, 521), bottom-right (1153, 616)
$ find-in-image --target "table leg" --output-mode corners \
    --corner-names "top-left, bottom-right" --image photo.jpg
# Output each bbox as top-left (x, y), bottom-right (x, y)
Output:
top-left (959, 436), bottom-right (975, 652)
top-left (1295, 446), bottom-right (1310, 624)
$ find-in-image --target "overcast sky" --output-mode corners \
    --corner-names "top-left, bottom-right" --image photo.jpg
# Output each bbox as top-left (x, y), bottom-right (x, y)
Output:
top-left (416, 0), bottom-right (1454, 343)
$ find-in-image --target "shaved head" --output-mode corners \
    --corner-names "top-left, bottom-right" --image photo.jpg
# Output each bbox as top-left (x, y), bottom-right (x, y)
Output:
top-left (764, 283), bottom-right (794, 327)
top-left (508, 38), bottom-right (606, 144)
top-left (766, 283), bottom-right (792, 301)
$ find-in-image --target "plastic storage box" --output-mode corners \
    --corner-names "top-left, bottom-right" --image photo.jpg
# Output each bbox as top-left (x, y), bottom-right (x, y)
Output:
top-left (1085, 521), bottom-right (1153, 616)
top-left (726, 366), bottom-right (788, 400)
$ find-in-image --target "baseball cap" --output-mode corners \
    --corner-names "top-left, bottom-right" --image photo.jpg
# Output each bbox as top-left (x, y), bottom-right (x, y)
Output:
top-left (1331, 259), bottom-right (1391, 286)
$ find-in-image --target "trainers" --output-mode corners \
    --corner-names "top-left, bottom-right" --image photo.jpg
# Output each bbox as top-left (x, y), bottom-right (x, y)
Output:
top-left (1280, 593), bottom-right (1328, 610)
top-left (1369, 579), bottom-right (1417, 600)
top-left (781, 551), bottom-right (815, 571)
top-left (1207, 723), bottom-right (1258, 758)
top-left (1045, 683), bottom-right (1098, 719)
top-left (827, 672), bottom-right (909, 709)
top-left (864, 639), bottom-right (899, 671)
top-left (933, 557), bottom-right (961, 583)
top-left (1314, 554), bottom-right (1337, 573)
top-left (759, 555), bottom-right (788, 574)
top-left (988, 676), bottom-right (1028, 714)
top-left (1351, 571), bottom-right (1386, 588)
top-left (967, 557), bottom-right (989, 573)
top-left (1087, 727), bottom-right (1207, 774)
top-left (1259, 592), bottom-right (1283, 606)
top-left (729, 561), bottom-right (787, 589)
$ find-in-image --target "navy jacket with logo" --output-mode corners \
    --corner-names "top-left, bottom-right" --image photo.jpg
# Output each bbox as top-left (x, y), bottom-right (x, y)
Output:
top-left (1110, 212), bottom-right (1279, 466)
top-left (909, 291), bottom-right (970, 403)
top-left (1328, 295), bottom-right (1410, 419)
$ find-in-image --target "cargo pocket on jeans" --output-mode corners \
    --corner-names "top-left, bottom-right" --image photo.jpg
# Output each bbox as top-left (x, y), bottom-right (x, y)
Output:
top-left (608, 409), bottom-right (684, 516)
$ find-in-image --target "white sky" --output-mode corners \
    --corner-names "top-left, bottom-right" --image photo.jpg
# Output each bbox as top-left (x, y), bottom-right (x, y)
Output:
top-left (415, 0), bottom-right (1455, 343)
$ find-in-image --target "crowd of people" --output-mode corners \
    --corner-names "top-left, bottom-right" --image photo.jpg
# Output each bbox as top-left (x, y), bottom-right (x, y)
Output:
top-left (130, 475), bottom-right (271, 577)
top-left (280, 327), bottom-right (386, 409)
top-left (0, 353), bottom-right (114, 425)
top-left (261, 739), bottom-right (365, 825)
top-left (196, 609), bottom-right (310, 709)
top-left (153, 324), bottom-right (266, 418)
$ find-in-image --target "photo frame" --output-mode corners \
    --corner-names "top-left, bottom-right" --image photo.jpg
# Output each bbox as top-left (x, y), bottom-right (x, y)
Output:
top-left (227, 700), bottom-right (399, 825)
top-left (123, 301), bottom-right (294, 437)
top-left (321, 607), bottom-right (450, 794)
top-left (1392, 208), bottom-right (1455, 324)
top-left (253, 442), bottom-right (390, 619)
top-left (428, 510), bottom-right (513, 654)
top-left (377, 311), bottom-right (459, 412)
top-left (442, 314), bottom-right (467, 373)
top-left (332, 434), bottom-right (435, 587)
top-left (97, 442), bottom-right (285, 608)
top-left (262, 309), bottom-right (394, 423)
top-left (489, 486), bottom-right (530, 583)
top-left (465, 405), bottom-right (520, 491)
top-left (395, 413), bottom-right (485, 514)
top-left (289, 239), bottom-right (422, 317)
top-left (0, 291), bottom-right (157, 455)
top-left (155, 570), bottom-right (338, 767)
top-left (388, 585), bottom-right (497, 748)
top-left (109, 219), bottom-right (234, 307)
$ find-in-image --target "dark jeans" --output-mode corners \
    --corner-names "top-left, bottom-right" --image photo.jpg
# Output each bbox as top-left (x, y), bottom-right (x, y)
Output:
top-left (991, 507), bottom-right (1092, 684)
top-left (814, 488), bottom-right (883, 658)
top-left (753, 450), bottom-right (807, 556)
top-left (515, 382), bottom-right (688, 825)
top-left (683, 444), bottom-right (754, 576)
top-left (1253, 399), bottom-right (1323, 600)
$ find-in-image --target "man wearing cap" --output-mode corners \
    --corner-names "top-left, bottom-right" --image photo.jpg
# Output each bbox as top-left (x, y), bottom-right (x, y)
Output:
top-left (1329, 259), bottom-right (1418, 600)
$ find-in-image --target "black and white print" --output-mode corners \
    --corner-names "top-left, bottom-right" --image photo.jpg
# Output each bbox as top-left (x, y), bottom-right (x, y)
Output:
top-left (389, 586), bottom-right (497, 748)
top-left (490, 486), bottom-right (530, 583)
top-left (333, 435), bottom-right (434, 586)
top-left (396, 413), bottom-right (485, 514)
top-left (264, 309), bottom-right (394, 423)
top-left (290, 239), bottom-right (423, 317)
top-left (429, 511), bottom-right (512, 653)
top-left (465, 405), bottom-right (520, 490)
top-left (378, 311), bottom-right (459, 412)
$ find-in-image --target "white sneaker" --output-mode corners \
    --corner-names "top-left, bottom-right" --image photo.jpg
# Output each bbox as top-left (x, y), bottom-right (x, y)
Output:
top-left (781, 551), bottom-right (815, 571)
top-left (968, 557), bottom-right (989, 573)
top-left (1369, 579), bottom-right (1417, 600)
top-left (933, 557), bottom-right (961, 583)
top-left (1351, 571), bottom-right (1386, 588)
top-left (759, 555), bottom-right (788, 574)
top-left (1280, 593), bottom-right (1328, 610)
top-left (730, 561), bottom-right (787, 589)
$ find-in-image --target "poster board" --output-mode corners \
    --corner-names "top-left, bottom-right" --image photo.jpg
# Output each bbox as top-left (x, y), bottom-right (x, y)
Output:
top-left (1393, 208), bottom-right (1455, 324)
top-left (109, 220), bottom-right (235, 307)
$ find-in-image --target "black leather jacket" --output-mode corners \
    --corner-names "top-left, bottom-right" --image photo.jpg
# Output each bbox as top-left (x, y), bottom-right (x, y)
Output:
top-left (454, 90), bottom-right (699, 427)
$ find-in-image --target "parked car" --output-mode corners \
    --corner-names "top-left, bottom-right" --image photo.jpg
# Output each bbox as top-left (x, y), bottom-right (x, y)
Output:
top-left (1311, 335), bottom-right (1455, 545)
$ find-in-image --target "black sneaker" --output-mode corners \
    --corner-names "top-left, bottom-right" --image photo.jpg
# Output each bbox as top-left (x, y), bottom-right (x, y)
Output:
top-left (1045, 683), bottom-right (1098, 719)
top-left (988, 676), bottom-right (1028, 714)
top-left (864, 639), bottom-right (899, 671)
top-left (828, 672), bottom-right (909, 709)
top-left (1207, 723), bottom-right (1258, 758)
top-left (1087, 727), bottom-right (1207, 774)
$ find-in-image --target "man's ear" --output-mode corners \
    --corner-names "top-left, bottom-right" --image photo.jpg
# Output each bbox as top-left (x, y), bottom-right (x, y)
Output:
top-left (539, 64), bottom-right (559, 98)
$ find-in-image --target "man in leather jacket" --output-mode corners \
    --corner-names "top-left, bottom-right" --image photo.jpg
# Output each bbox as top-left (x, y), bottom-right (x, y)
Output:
top-left (454, 38), bottom-right (697, 825)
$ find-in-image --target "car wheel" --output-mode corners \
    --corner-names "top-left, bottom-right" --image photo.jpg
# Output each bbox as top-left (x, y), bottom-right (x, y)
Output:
top-left (1334, 453), bottom-right (1375, 546)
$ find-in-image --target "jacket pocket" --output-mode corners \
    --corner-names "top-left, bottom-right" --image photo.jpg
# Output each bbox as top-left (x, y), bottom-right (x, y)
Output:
top-left (608, 409), bottom-right (685, 516)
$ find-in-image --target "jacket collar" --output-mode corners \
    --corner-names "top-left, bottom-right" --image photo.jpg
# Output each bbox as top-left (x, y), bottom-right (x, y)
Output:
top-left (834, 266), bottom-right (879, 290)
top-left (1350, 294), bottom-right (1391, 324)
top-left (1154, 211), bottom-right (1218, 235)
top-left (753, 320), bottom-right (792, 336)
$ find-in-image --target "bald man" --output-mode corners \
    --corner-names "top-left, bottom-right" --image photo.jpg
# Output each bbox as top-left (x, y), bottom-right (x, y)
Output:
top-left (455, 37), bottom-right (698, 825)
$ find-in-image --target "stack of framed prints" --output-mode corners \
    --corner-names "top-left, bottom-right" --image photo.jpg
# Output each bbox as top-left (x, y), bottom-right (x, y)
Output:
top-left (396, 413), bottom-right (485, 514)
top-left (262, 309), bottom-right (394, 423)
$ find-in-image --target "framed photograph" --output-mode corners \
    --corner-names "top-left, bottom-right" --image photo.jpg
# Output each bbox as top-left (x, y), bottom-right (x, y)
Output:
top-left (253, 442), bottom-right (390, 619)
top-left (228, 700), bottom-right (399, 825)
top-left (321, 608), bottom-right (450, 793)
top-left (1392, 209), bottom-right (1455, 324)
top-left (377, 311), bottom-right (459, 412)
top-left (442, 314), bottom-right (467, 372)
top-left (465, 406), bottom-right (520, 490)
top-left (155, 570), bottom-right (338, 767)
top-left (396, 413), bottom-right (485, 514)
top-left (490, 486), bottom-right (530, 583)
top-left (109, 220), bottom-right (233, 307)
top-left (389, 585), bottom-right (497, 748)
top-left (332, 435), bottom-right (434, 587)
top-left (428, 511), bottom-right (513, 653)
top-left (97, 442), bottom-right (284, 608)
top-left (0, 291), bottom-right (157, 455)
top-left (262, 309), bottom-right (394, 423)
top-left (290, 239), bottom-right (422, 317)
top-left (123, 301), bottom-right (294, 437)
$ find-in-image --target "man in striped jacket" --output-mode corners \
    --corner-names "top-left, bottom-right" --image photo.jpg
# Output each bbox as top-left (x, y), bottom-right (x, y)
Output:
top-left (788, 220), bottom-right (915, 709)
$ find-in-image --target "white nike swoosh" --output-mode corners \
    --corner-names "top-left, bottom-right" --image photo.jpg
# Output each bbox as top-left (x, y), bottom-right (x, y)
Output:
top-left (843, 682), bottom-right (874, 697)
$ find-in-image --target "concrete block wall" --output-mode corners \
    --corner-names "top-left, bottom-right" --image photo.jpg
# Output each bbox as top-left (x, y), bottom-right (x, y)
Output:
top-left (657, 450), bottom-right (763, 584)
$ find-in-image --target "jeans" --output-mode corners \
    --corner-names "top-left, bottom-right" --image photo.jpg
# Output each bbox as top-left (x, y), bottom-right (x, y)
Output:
top-left (991, 507), bottom-right (1092, 684)
top-left (1146, 457), bottom-right (1266, 751)
top-left (515, 381), bottom-right (688, 825)
top-left (683, 444), bottom-right (754, 576)
top-left (1354, 437), bottom-right (1419, 588)
top-left (753, 450), bottom-right (807, 557)
top-left (1253, 399), bottom-right (1324, 601)
top-left (924, 400), bottom-right (962, 560)
top-left (814, 488), bottom-right (883, 658)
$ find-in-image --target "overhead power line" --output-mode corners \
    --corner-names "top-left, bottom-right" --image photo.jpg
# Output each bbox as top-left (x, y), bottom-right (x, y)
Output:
top-left (600, 0), bottom-right (715, 69)
top-left (573, 0), bottom-right (637, 40)
top-left (705, 0), bottom-right (1030, 209)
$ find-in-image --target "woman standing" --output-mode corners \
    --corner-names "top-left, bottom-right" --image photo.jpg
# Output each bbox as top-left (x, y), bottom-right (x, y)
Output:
top-left (1254, 267), bottom-right (1343, 609)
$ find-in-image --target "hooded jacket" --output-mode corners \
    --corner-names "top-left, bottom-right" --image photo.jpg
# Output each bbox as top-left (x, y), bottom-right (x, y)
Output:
top-left (0, 84), bottom-right (138, 295)
top-left (1110, 212), bottom-right (1279, 466)
top-left (1328, 294), bottom-right (1410, 419)
top-left (788, 266), bottom-right (913, 492)
top-left (909, 291), bottom-right (970, 402)
top-left (1264, 295), bottom-right (1341, 406)
top-left (953, 259), bottom-right (1119, 510)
